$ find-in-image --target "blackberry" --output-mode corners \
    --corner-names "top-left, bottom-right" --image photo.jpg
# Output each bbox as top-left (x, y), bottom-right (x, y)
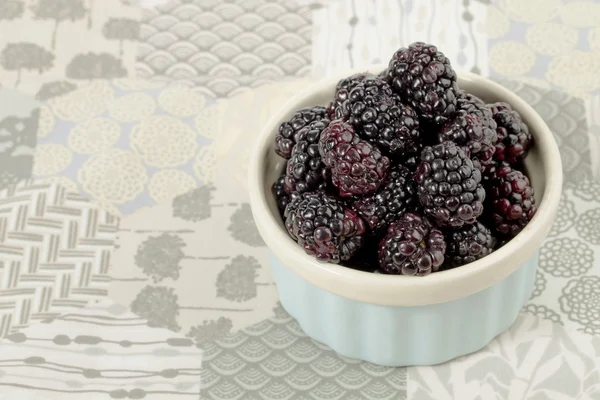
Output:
top-left (319, 120), bottom-right (391, 197)
top-left (284, 120), bottom-right (330, 194)
top-left (330, 72), bottom-right (374, 117)
top-left (275, 106), bottom-right (330, 159)
top-left (415, 142), bottom-right (485, 227)
top-left (387, 42), bottom-right (459, 125)
top-left (378, 212), bottom-right (446, 276)
top-left (272, 174), bottom-right (290, 214)
top-left (351, 165), bottom-right (418, 233)
top-left (445, 222), bottom-right (496, 268)
top-left (284, 190), bottom-right (366, 263)
top-left (339, 76), bottom-right (422, 157)
top-left (438, 110), bottom-right (496, 170)
top-left (457, 92), bottom-right (497, 131)
top-left (489, 102), bottom-right (532, 165)
top-left (486, 164), bottom-right (536, 236)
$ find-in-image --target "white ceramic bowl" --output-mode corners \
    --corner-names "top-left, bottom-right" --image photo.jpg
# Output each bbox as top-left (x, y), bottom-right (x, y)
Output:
top-left (248, 66), bottom-right (562, 366)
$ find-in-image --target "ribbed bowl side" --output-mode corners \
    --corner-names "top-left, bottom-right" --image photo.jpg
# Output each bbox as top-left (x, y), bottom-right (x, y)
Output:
top-left (270, 252), bottom-right (538, 367)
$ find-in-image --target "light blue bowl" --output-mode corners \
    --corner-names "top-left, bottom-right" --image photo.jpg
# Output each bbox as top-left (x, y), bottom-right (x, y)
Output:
top-left (249, 67), bottom-right (562, 367)
top-left (271, 252), bottom-right (538, 367)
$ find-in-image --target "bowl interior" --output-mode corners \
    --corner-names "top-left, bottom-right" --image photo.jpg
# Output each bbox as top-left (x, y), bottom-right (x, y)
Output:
top-left (261, 69), bottom-right (546, 237)
top-left (251, 66), bottom-right (561, 306)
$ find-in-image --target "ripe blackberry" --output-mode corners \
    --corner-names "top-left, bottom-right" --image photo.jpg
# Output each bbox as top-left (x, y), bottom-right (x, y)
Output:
top-left (489, 102), bottom-right (532, 165)
top-left (275, 106), bottom-right (330, 159)
top-left (457, 92), bottom-right (497, 131)
top-left (487, 164), bottom-right (536, 236)
top-left (319, 120), bottom-right (391, 197)
top-left (438, 110), bottom-right (496, 170)
top-left (272, 174), bottom-right (290, 214)
top-left (330, 72), bottom-right (374, 117)
top-left (339, 76), bottom-right (422, 157)
top-left (351, 165), bottom-right (418, 233)
top-left (415, 142), bottom-right (485, 227)
top-left (445, 222), bottom-right (496, 268)
top-left (378, 212), bottom-right (446, 276)
top-left (387, 42), bottom-right (459, 125)
top-left (284, 120), bottom-right (330, 194)
top-left (284, 190), bottom-right (366, 263)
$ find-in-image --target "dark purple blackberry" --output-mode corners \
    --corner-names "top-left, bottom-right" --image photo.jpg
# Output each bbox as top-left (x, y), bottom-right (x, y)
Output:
top-left (338, 76), bottom-right (422, 157)
top-left (284, 190), bottom-right (366, 263)
top-left (457, 92), bottom-right (497, 131)
top-left (319, 120), bottom-right (391, 197)
top-left (438, 110), bottom-right (496, 170)
top-left (275, 106), bottom-right (330, 159)
top-left (445, 222), bottom-right (496, 268)
top-left (284, 120), bottom-right (330, 194)
top-left (415, 142), bottom-right (485, 227)
top-left (272, 174), bottom-right (290, 214)
top-left (330, 72), bottom-right (374, 116)
top-left (387, 42), bottom-right (459, 125)
top-left (487, 164), bottom-right (536, 237)
top-left (351, 165), bottom-right (418, 233)
top-left (489, 102), bottom-right (532, 165)
top-left (378, 212), bottom-right (446, 276)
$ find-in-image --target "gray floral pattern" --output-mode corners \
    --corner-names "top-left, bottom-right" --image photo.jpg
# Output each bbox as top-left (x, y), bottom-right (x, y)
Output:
top-left (172, 185), bottom-right (214, 222)
top-left (0, 43), bottom-right (55, 87)
top-left (102, 17), bottom-right (139, 56)
top-left (0, 0), bottom-right (137, 97)
top-left (66, 52), bottom-right (127, 80)
top-left (135, 233), bottom-right (185, 282)
top-left (575, 208), bottom-right (600, 245)
top-left (31, 0), bottom-right (87, 50)
top-left (523, 304), bottom-right (563, 325)
top-left (35, 80), bottom-right (77, 101)
top-left (573, 178), bottom-right (600, 203)
top-left (539, 237), bottom-right (594, 277)
top-left (560, 276), bottom-right (600, 335)
top-left (548, 193), bottom-right (576, 237)
top-left (410, 314), bottom-right (600, 399)
top-left (187, 317), bottom-right (233, 344)
top-left (0, 0), bottom-right (25, 21)
top-left (228, 204), bottom-right (265, 247)
top-left (0, 96), bottom-right (39, 191)
top-left (530, 271), bottom-right (547, 300)
top-left (130, 285), bottom-right (181, 332)
top-left (215, 255), bottom-right (260, 302)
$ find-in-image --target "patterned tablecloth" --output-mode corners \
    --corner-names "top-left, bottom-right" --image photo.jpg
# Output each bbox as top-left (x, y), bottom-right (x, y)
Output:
top-left (1, 0), bottom-right (600, 399)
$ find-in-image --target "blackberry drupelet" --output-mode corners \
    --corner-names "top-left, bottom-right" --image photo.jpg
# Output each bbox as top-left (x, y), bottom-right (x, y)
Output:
top-left (489, 102), bottom-right (532, 165)
top-left (319, 120), bottom-right (391, 197)
top-left (445, 222), bottom-right (496, 268)
top-left (415, 141), bottom-right (485, 227)
top-left (284, 120), bottom-right (330, 194)
top-left (275, 106), bottom-right (330, 159)
top-left (339, 76), bottom-right (422, 157)
top-left (330, 72), bottom-right (374, 118)
top-left (378, 212), bottom-right (446, 276)
top-left (284, 190), bottom-right (366, 262)
top-left (486, 163), bottom-right (536, 236)
top-left (387, 42), bottom-right (459, 125)
top-left (352, 165), bottom-right (418, 233)
top-left (272, 174), bottom-right (291, 214)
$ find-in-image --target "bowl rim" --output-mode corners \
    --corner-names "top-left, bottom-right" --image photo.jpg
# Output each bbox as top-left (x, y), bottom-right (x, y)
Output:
top-left (248, 65), bottom-right (563, 307)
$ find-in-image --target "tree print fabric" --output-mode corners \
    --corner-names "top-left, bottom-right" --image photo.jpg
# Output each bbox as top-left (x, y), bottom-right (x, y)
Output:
top-left (0, 0), bottom-right (138, 98)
